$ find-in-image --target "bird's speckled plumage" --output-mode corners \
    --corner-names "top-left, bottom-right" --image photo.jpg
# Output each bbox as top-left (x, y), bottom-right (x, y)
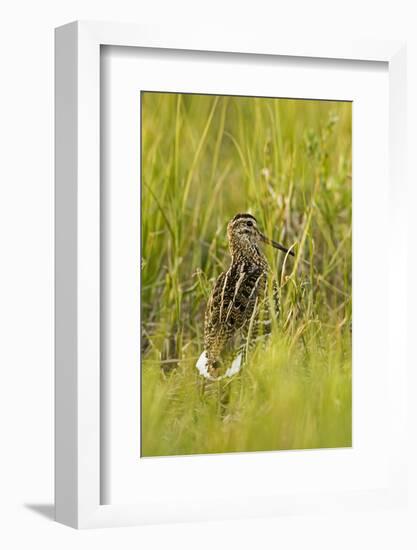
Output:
top-left (196, 213), bottom-right (293, 380)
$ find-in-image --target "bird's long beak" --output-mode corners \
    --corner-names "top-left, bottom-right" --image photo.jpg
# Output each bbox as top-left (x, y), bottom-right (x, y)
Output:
top-left (260, 233), bottom-right (295, 256)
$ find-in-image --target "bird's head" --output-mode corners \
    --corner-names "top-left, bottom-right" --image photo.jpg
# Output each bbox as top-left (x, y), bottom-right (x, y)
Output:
top-left (227, 213), bottom-right (294, 259)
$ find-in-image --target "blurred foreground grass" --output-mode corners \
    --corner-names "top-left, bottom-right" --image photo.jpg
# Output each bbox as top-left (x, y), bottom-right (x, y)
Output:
top-left (141, 92), bottom-right (352, 456)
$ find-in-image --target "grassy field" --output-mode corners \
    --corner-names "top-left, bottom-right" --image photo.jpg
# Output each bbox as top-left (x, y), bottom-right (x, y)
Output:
top-left (141, 92), bottom-right (352, 457)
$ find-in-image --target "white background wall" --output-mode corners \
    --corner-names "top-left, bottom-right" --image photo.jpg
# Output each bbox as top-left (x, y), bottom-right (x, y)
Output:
top-left (0, 1), bottom-right (415, 548)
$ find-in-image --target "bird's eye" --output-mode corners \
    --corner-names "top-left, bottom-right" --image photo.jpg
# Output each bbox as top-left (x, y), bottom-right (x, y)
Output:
top-left (246, 221), bottom-right (253, 227)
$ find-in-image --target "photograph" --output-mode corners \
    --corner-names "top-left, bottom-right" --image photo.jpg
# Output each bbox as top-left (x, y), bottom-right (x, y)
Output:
top-left (141, 91), bottom-right (352, 457)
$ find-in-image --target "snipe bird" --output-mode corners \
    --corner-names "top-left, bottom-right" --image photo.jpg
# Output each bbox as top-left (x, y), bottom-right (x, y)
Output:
top-left (196, 213), bottom-right (294, 381)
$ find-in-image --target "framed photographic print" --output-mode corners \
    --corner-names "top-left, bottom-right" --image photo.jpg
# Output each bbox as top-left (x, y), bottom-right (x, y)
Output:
top-left (55, 21), bottom-right (407, 528)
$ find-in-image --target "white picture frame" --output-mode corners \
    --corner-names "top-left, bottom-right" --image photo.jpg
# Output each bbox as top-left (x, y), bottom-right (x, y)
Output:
top-left (55, 21), bottom-right (407, 529)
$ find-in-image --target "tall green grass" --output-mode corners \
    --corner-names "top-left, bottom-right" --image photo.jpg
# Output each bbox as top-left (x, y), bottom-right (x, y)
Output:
top-left (141, 92), bottom-right (352, 457)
